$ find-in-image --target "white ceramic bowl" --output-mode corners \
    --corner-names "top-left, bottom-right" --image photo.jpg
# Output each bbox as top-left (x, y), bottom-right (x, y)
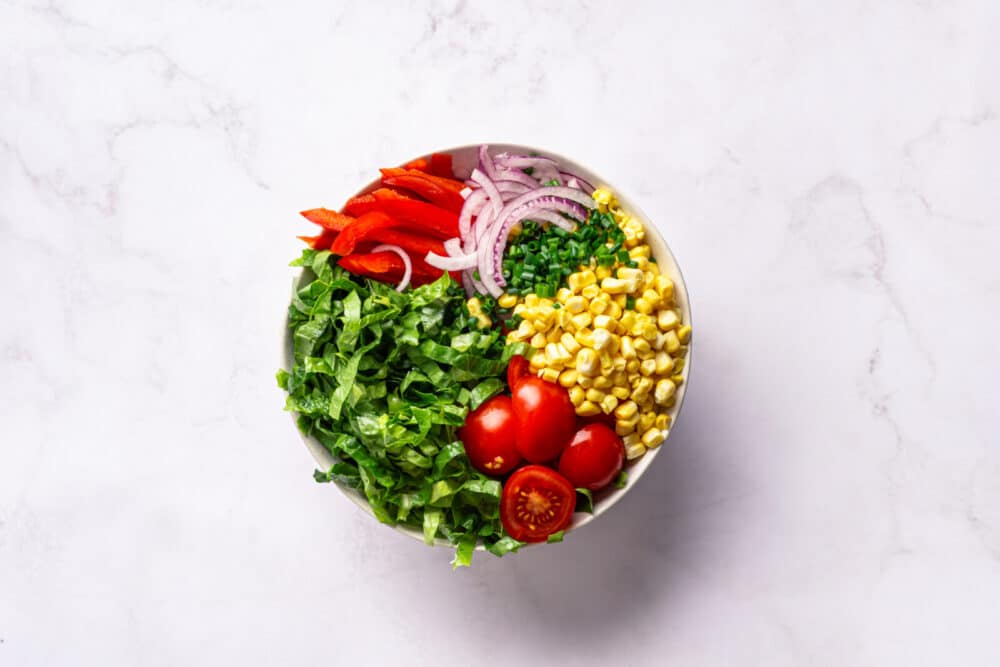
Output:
top-left (282, 144), bottom-right (692, 549)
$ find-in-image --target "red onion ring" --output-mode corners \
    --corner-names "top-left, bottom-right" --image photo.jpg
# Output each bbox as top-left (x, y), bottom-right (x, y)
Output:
top-left (372, 244), bottom-right (412, 292)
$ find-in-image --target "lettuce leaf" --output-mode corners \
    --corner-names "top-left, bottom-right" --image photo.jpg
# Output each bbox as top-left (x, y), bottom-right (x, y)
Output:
top-left (281, 249), bottom-right (522, 565)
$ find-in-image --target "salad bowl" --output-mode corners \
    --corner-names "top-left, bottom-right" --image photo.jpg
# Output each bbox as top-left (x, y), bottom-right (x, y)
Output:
top-left (282, 144), bottom-right (692, 550)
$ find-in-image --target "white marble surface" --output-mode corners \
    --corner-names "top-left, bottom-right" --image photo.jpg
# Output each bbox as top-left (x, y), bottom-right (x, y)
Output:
top-left (2, 1), bottom-right (999, 665)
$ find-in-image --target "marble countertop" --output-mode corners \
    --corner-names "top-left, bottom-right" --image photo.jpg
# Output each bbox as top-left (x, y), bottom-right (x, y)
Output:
top-left (2, 1), bottom-right (999, 665)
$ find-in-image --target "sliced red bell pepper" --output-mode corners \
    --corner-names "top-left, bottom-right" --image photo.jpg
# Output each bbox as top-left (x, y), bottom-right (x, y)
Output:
top-left (379, 168), bottom-right (466, 214)
top-left (403, 157), bottom-right (430, 172)
top-left (343, 188), bottom-right (421, 216)
top-left (338, 251), bottom-right (443, 287)
top-left (344, 228), bottom-right (446, 260)
top-left (297, 228), bottom-right (338, 250)
top-left (429, 153), bottom-right (453, 178)
top-left (341, 197), bottom-right (459, 239)
top-left (331, 211), bottom-right (403, 256)
top-left (300, 208), bottom-right (354, 232)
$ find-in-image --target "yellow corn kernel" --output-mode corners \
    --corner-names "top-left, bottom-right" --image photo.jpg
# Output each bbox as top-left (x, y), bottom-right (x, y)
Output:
top-left (671, 374), bottom-right (684, 386)
top-left (642, 427), bottom-right (665, 448)
top-left (581, 284), bottom-right (600, 300)
top-left (640, 358), bottom-right (657, 376)
top-left (522, 293), bottom-right (539, 308)
top-left (625, 359), bottom-right (640, 373)
top-left (576, 348), bottom-right (599, 376)
top-left (568, 386), bottom-right (586, 406)
top-left (634, 297), bottom-right (653, 315)
top-left (574, 328), bottom-right (594, 348)
top-left (592, 188), bottom-right (613, 206)
top-left (591, 375), bottom-right (611, 390)
top-left (634, 338), bottom-right (651, 355)
top-left (663, 395), bottom-right (676, 408)
top-left (655, 276), bottom-right (674, 301)
top-left (642, 289), bottom-right (660, 307)
top-left (555, 288), bottom-right (573, 303)
top-left (634, 376), bottom-right (654, 393)
top-left (595, 265), bottom-right (612, 280)
top-left (556, 309), bottom-right (573, 329)
top-left (576, 400), bottom-right (601, 417)
top-left (672, 358), bottom-right (685, 373)
top-left (560, 332), bottom-right (581, 355)
top-left (616, 266), bottom-right (643, 284)
top-left (530, 332), bottom-right (548, 348)
top-left (591, 314), bottom-right (611, 330)
top-left (606, 302), bottom-right (622, 320)
top-left (545, 329), bottom-right (562, 345)
top-left (612, 356), bottom-right (627, 372)
top-left (655, 413), bottom-right (671, 431)
top-left (638, 411), bottom-right (656, 432)
top-left (558, 369), bottom-right (578, 388)
top-left (539, 368), bottom-right (560, 383)
top-left (629, 244), bottom-right (651, 260)
top-left (616, 417), bottom-right (638, 436)
top-left (620, 336), bottom-right (636, 360)
top-left (677, 324), bottom-right (692, 344)
top-left (600, 277), bottom-right (628, 294)
top-left (641, 322), bottom-right (659, 341)
top-left (466, 297), bottom-right (483, 316)
top-left (600, 352), bottom-right (614, 373)
top-left (585, 387), bottom-right (605, 403)
top-left (565, 295), bottom-right (587, 314)
top-left (570, 312), bottom-right (592, 330)
top-left (592, 328), bottom-right (613, 351)
top-left (529, 354), bottom-right (546, 372)
top-left (611, 385), bottom-right (630, 400)
top-left (654, 378), bottom-right (676, 405)
top-left (476, 314), bottom-right (492, 329)
top-left (657, 309), bottom-right (679, 331)
top-left (612, 294), bottom-right (628, 308)
top-left (663, 330), bottom-right (681, 354)
top-left (600, 394), bottom-right (619, 414)
top-left (545, 343), bottom-right (571, 366)
top-left (577, 374), bottom-right (594, 388)
top-left (496, 294), bottom-right (516, 309)
top-left (514, 320), bottom-right (534, 340)
top-left (632, 257), bottom-right (648, 270)
top-left (588, 299), bottom-right (608, 316)
top-left (655, 351), bottom-right (674, 375)
top-left (625, 441), bottom-right (646, 460)
top-left (620, 310), bottom-right (637, 331)
top-left (614, 400), bottom-right (638, 420)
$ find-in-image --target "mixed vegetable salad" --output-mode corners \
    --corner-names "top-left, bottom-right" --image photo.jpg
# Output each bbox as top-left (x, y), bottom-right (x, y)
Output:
top-left (279, 146), bottom-right (690, 566)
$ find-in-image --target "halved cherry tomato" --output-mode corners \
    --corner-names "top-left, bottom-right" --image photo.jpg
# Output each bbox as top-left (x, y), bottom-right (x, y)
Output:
top-left (500, 465), bottom-right (575, 542)
top-left (458, 395), bottom-right (521, 476)
top-left (506, 355), bottom-right (531, 390)
top-left (558, 424), bottom-right (624, 491)
top-left (510, 377), bottom-right (576, 463)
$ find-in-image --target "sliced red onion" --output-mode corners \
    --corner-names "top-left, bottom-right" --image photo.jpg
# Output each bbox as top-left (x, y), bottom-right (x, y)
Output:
top-left (372, 244), bottom-right (412, 292)
top-left (558, 172), bottom-right (594, 193)
top-left (478, 144), bottom-right (497, 180)
top-left (443, 238), bottom-right (463, 255)
top-left (517, 208), bottom-right (575, 231)
top-left (495, 154), bottom-right (561, 182)
top-left (492, 168), bottom-right (539, 188)
top-left (425, 250), bottom-right (479, 271)
top-left (471, 168), bottom-right (504, 218)
top-left (460, 186), bottom-right (472, 199)
top-left (458, 188), bottom-right (487, 239)
top-left (495, 181), bottom-right (532, 195)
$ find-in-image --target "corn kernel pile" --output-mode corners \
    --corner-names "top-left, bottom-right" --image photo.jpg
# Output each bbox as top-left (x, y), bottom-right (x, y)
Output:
top-left (495, 188), bottom-right (691, 461)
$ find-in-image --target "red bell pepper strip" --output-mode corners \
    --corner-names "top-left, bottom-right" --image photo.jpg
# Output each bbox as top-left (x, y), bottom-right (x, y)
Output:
top-left (331, 211), bottom-right (412, 256)
top-left (403, 157), bottom-right (430, 172)
top-left (343, 188), bottom-right (420, 216)
top-left (300, 208), bottom-right (354, 232)
top-left (297, 228), bottom-right (338, 250)
top-left (341, 198), bottom-right (459, 239)
top-left (338, 251), bottom-right (443, 287)
top-left (379, 168), bottom-right (465, 213)
top-left (429, 153), bottom-right (453, 178)
top-left (342, 227), bottom-right (447, 260)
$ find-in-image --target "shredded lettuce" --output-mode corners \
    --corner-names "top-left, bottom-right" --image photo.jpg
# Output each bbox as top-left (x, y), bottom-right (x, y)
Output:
top-left (279, 249), bottom-right (528, 565)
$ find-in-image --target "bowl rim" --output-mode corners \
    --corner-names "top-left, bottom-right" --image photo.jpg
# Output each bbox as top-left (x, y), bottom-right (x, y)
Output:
top-left (281, 142), bottom-right (693, 550)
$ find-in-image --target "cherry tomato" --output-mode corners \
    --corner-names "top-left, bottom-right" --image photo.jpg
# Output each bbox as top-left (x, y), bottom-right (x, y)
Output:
top-left (506, 355), bottom-right (531, 389)
top-left (500, 465), bottom-right (575, 542)
top-left (458, 395), bottom-right (521, 476)
top-left (558, 424), bottom-right (625, 491)
top-left (510, 377), bottom-right (577, 462)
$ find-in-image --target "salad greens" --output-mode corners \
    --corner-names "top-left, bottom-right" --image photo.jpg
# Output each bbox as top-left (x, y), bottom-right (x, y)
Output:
top-left (278, 248), bottom-right (529, 566)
